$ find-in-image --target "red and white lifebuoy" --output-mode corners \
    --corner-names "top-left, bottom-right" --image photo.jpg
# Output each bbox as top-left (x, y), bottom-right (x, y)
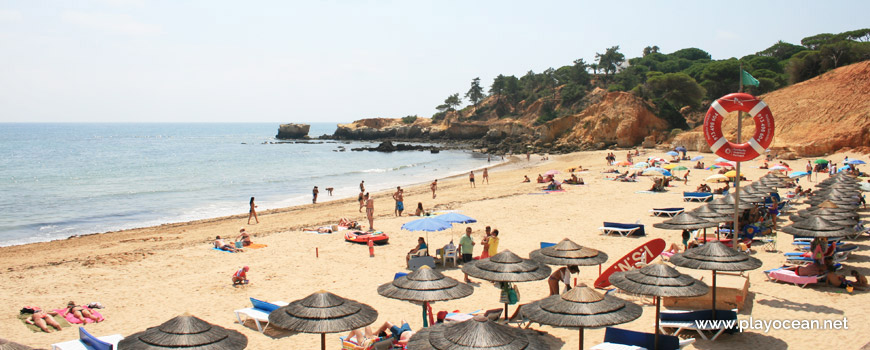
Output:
top-left (703, 92), bottom-right (774, 162)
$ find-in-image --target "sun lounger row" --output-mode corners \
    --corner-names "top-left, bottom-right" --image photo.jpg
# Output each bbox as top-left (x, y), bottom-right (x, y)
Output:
top-left (658, 309), bottom-right (739, 341)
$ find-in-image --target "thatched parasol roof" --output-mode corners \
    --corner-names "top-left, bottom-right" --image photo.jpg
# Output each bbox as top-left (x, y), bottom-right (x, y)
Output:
top-left (689, 206), bottom-right (733, 223)
top-left (706, 196), bottom-right (754, 212)
top-left (797, 207), bottom-right (857, 217)
top-left (813, 188), bottom-right (861, 198)
top-left (529, 238), bottom-right (608, 266)
top-left (788, 212), bottom-right (858, 227)
top-left (269, 291), bottom-right (378, 334)
top-left (118, 314), bottom-right (247, 349)
top-left (805, 197), bottom-right (860, 207)
top-left (462, 250), bottom-right (552, 282)
top-left (608, 264), bottom-right (709, 298)
top-left (653, 212), bottom-right (720, 230)
top-left (407, 315), bottom-right (548, 350)
top-left (814, 200), bottom-right (857, 210)
top-left (669, 241), bottom-right (762, 271)
top-left (522, 286), bottom-right (642, 328)
top-left (0, 339), bottom-right (34, 350)
top-left (378, 266), bottom-right (473, 302)
top-left (781, 216), bottom-right (856, 238)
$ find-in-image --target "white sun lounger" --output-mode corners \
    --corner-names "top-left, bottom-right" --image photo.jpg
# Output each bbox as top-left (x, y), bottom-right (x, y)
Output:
top-left (234, 298), bottom-right (289, 333)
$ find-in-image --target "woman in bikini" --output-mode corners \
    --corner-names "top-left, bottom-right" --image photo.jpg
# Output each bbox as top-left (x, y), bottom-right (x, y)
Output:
top-left (66, 301), bottom-right (101, 323)
top-left (248, 197), bottom-right (259, 224)
top-left (548, 265), bottom-right (579, 295)
top-left (25, 307), bottom-right (62, 332)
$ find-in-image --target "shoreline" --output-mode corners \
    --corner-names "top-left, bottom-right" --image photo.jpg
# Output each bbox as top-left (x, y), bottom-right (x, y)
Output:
top-left (0, 151), bottom-right (517, 251)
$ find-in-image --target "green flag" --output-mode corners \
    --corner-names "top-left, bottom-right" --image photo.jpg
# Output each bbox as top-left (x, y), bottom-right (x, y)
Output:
top-left (741, 70), bottom-right (760, 87)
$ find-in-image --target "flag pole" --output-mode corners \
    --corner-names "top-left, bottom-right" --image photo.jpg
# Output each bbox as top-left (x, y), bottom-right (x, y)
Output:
top-left (732, 63), bottom-right (743, 251)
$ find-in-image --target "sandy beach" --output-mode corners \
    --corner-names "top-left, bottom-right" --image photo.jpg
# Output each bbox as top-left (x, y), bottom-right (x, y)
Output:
top-left (2, 149), bottom-right (868, 349)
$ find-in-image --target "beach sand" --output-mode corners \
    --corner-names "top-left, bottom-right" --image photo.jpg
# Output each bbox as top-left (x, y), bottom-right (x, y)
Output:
top-left (1, 149), bottom-right (867, 349)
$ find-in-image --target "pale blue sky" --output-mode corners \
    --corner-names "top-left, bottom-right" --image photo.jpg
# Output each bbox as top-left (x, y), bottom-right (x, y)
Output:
top-left (1, 0), bottom-right (867, 123)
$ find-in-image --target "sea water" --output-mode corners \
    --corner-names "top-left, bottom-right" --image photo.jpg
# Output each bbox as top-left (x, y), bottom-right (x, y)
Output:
top-left (0, 123), bottom-right (494, 247)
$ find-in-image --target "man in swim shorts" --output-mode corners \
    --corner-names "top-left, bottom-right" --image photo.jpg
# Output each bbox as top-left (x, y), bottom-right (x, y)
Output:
top-left (393, 187), bottom-right (404, 216)
top-left (469, 171), bottom-right (475, 188)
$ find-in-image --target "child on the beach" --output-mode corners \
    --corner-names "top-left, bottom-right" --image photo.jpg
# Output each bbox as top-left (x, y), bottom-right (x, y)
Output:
top-left (232, 266), bottom-right (249, 285)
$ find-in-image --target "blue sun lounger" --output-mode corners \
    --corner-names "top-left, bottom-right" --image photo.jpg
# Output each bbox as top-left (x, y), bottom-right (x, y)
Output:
top-left (683, 192), bottom-right (713, 202)
top-left (650, 208), bottom-right (685, 217)
top-left (592, 327), bottom-right (695, 350)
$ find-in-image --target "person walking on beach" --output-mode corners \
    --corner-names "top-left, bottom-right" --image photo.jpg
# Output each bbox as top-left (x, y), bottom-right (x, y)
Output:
top-left (460, 227), bottom-right (476, 282)
top-left (359, 190), bottom-right (365, 212)
top-left (431, 179), bottom-right (437, 199)
top-left (469, 171), bottom-right (476, 188)
top-left (684, 169), bottom-right (690, 185)
top-left (482, 168), bottom-right (489, 184)
top-left (365, 193), bottom-right (375, 231)
top-left (312, 186), bottom-right (319, 204)
top-left (247, 197), bottom-right (259, 224)
top-left (360, 180), bottom-right (366, 193)
top-left (393, 187), bottom-right (404, 216)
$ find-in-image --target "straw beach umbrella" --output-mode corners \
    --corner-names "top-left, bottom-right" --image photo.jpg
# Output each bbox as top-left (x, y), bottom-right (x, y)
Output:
top-left (407, 315), bottom-right (549, 350)
top-left (118, 314), bottom-right (247, 349)
top-left (529, 238), bottom-right (608, 267)
top-left (269, 291), bottom-right (378, 350)
top-left (788, 210), bottom-right (858, 227)
top-left (378, 266), bottom-right (473, 327)
top-left (654, 211), bottom-right (721, 243)
top-left (781, 216), bottom-right (855, 238)
top-left (463, 250), bottom-right (551, 320)
top-left (669, 241), bottom-right (761, 319)
top-left (609, 264), bottom-right (708, 350)
top-left (0, 339), bottom-right (34, 350)
top-left (523, 286), bottom-right (643, 350)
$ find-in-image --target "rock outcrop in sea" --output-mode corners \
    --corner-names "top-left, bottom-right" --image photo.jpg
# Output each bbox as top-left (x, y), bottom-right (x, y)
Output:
top-left (276, 123), bottom-right (311, 139)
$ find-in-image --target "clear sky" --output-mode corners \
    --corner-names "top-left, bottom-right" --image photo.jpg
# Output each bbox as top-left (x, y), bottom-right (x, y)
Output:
top-left (1, 0), bottom-right (867, 123)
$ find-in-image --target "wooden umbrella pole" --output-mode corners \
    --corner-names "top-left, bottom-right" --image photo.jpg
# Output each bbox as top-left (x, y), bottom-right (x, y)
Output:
top-left (579, 328), bottom-right (584, 350)
top-left (654, 296), bottom-right (661, 350)
top-left (321, 333), bottom-right (326, 350)
top-left (504, 303), bottom-right (509, 321)
top-left (712, 270), bottom-right (718, 320)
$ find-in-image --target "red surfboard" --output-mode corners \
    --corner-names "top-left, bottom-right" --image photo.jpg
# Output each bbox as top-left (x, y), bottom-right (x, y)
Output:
top-left (594, 238), bottom-right (666, 289)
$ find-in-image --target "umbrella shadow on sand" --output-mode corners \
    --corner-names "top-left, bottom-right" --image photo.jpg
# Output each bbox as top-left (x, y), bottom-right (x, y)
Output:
top-left (536, 331), bottom-right (566, 349)
top-left (753, 292), bottom-right (844, 315)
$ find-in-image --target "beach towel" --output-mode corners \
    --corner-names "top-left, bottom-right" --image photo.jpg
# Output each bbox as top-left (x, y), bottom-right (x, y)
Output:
top-left (246, 243), bottom-right (268, 249)
top-left (543, 189), bottom-right (566, 193)
top-left (635, 190), bottom-right (663, 194)
top-left (18, 312), bottom-right (71, 332)
top-left (54, 307), bottom-right (104, 324)
top-left (212, 247), bottom-right (235, 253)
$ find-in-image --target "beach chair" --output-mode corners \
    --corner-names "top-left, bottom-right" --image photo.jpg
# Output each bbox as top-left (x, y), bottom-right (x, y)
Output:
top-left (51, 327), bottom-right (123, 350)
top-left (435, 245), bottom-right (459, 267)
top-left (540, 242), bottom-right (557, 248)
top-left (682, 192), bottom-right (713, 202)
top-left (591, 327), bottom-right (694, 350)
top-left (599, 222), bottom-right (645, 237)
top-left (408, 253), bottom-right (436, 270)
top-left (234, 298), bottom-right (289, 333)
top-left (764, 267), bottom-right (824, 288)
top-left (340, 336), bottom-right (394, 350)
top-left (658, 309), bottom-right (739, 341)
top-left (650, 208), bottom-right (684, 217)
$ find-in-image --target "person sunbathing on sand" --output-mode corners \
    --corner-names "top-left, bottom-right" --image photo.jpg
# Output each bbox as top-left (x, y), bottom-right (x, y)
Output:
top-left (346, 321), bottom-right (415, 349)
top-left (214, 236), bottom-right (240, 252)
top-left (25, 308), bottom-right (62, 332)
top-left (66, 301), bottom-right (101, 323)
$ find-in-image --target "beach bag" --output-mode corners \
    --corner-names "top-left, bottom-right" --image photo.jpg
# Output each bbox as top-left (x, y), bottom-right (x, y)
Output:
top-left (499, 283), bottom-right (520, 305)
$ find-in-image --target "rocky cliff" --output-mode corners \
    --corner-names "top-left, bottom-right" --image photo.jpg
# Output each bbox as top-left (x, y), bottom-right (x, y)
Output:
top-left (673, 60), bottom-right (870, 157)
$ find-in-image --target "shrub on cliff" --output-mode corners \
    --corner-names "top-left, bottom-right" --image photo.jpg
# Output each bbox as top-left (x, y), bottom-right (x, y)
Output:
top-left (402, 115), bottom-right (418, 124)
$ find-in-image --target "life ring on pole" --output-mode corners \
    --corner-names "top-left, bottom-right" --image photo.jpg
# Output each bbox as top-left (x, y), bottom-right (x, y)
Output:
top-left (703, 92), bottom-right (775, 162)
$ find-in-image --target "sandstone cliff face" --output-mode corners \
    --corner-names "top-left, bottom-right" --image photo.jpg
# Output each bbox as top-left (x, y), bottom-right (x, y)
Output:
top-left (674, 61), bottom-right (870, 157)
top-left (333, 118), bottom-right (443, 140)
top-left (276, 123), bottom-right (310, 139)
top-left (543, 89), bottom-right (671, 148)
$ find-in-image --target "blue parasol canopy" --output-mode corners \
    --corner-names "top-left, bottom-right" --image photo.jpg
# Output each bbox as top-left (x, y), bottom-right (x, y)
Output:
top-left (401, 217), bottom-right (453, 232)
top-left (675, 146), bottom-right (687, 152)
top-left (666, 151), bottom-right (679, 156)
top-left (789, 171), bottom-right (810, 178)
top-left (691, 155), bottom-right (704, 161)
top-left (847, 159), bottom-right (866, 165)
top-left (434, 212), bottom-right (477, 224)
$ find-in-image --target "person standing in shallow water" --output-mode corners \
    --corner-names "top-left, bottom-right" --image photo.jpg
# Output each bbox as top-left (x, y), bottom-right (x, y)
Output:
top-left (247, 197), bottom-right (259, 224)
top-left (312, 186), bottom-right (319, 204)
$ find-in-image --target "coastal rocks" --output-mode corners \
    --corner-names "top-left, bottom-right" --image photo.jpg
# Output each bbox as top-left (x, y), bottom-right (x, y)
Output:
top-left (671, 131), bottom-right (710, 152)
top-left (333, 118), bottom-right (436, 140)
top-left (276, 123), bottom-right (311, 139)
top-left (444, 122), bottom-right (489, 139)
top-left (351, 141), bottom-right (440, 153)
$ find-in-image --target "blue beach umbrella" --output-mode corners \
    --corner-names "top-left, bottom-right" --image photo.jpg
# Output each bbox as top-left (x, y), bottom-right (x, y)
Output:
top-left (643, 167), bottom-right (672, 177)
top-left (434, 212), bottom-right (477, 224)
top-left (715, 157), bottom-right (730, 163)
top-left (691, 155), bottom-right (704, 161)
top-left (839, 166), bottom-right (851, 172)
top-left (401, 217), bottom-right (453, 232)
top-left (675, 146), bottom-right (687, 152)
top-left (847, 159), bottom-right (866, 165)
top-left (666, 151), bottom-right (679, 156)
top-left (789, 171), bottom-right (810, 178)
top-left (632, 162), bottom-right (650, 169)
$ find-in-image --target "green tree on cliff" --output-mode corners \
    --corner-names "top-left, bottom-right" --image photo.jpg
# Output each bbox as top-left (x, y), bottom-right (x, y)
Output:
top-left (465, 77), bottom-right (485, 106)
top-left (646, 72), bottom-right (705, 109)
top-left (445, 93), bottom-right (462, 111)
top-left (595, 45), bottom-right (625, 80)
